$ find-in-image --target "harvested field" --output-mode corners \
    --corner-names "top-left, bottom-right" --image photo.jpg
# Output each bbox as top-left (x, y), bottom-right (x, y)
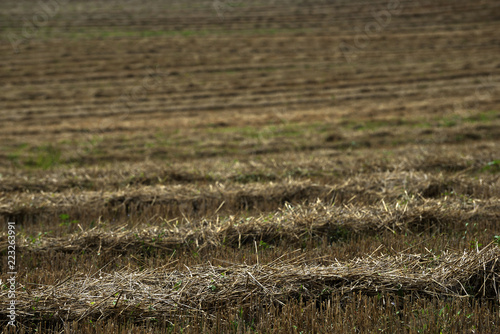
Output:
top-left (0, 0), bottom-right (499, 332)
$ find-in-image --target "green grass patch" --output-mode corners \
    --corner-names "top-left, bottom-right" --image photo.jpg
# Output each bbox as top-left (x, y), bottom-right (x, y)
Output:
top-left (464, 110), bottom-right (499, 123)
top-left (25, 144), bottom-right (62, 170)
top-left (435, 110), bottom-right (498, 128)
top-left (481, 160), bottom-right (500, 173)
top-left (340, 118), bottom-right (409, 131)
top-left (207, 123), bottom-right (307, 140)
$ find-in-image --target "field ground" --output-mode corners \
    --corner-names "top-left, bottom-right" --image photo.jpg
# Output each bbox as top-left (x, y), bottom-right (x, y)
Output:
top-left (1, 0), bottom-right (500, 332)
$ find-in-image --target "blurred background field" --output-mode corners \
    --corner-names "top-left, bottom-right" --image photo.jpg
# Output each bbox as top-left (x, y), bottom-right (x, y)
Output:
top-left (0, 0), bottom-right (499, 332)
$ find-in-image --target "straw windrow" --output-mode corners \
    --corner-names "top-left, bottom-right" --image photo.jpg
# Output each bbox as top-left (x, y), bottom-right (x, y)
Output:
top-left (3, 245), bottom-right (499, 324)
top-left (3, 198), bottom-right (499, 254)
top-left (1, 172), bottom-right (498, 225)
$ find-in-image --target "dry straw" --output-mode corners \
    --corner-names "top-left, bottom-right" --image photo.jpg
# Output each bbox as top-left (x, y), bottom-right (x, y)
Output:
top-left (5, 198), bottom-right (498, 253)
top-left (1, 171), bottom-right (498, 223)
top-left (2, 244), bottom-right (499, 324)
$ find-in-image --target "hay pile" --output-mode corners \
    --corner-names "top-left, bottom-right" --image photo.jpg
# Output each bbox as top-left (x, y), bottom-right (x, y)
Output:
top-left (3, 244), bottom-right (499, 323)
